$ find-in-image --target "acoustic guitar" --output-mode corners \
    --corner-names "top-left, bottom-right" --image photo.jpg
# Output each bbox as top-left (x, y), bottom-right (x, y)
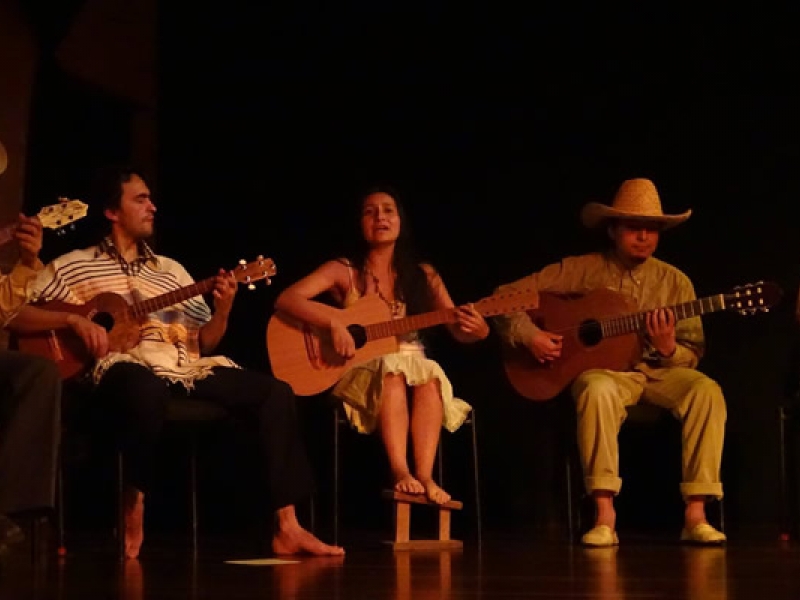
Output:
top-left (0, 198), bottom-right (88, 247)
top-left (502, 281), bottom-right (783, 402)
top-left (266, 288), bottom-right (539, 396)
top-left (13, 256), bottom-right (276, 381)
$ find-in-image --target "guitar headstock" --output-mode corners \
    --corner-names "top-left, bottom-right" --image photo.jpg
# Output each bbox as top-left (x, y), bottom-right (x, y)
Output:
top-left (725, 281), bottom-right (783, 315)
top-left (38, 197), bottom-right (89, 234)
top-left (474, 288), bottom-right (539, 316)
top-left (234, 256), bottom-right (277, 290)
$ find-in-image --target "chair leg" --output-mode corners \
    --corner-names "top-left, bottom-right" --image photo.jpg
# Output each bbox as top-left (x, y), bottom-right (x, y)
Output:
top-left (779, 405), bottom-right (791, 540)
top-left (333, 406), bottom-right (340, 547)
top-left (29, 514), bottom-right (50, 566)
top-left (57, 453), bottom-right (66, 556)
top-left (190, 441), bottom-right (198, 555)
top-left (469, 410), bottom-right (482, 547)
top-left (29, 516), bottom-right (38, 565)
top-left (117, 450), bottom-right (125, 562)
top-left (565, 454), bottom-right (574, 542)
top-left (308, 495), bottom-right (316, 534)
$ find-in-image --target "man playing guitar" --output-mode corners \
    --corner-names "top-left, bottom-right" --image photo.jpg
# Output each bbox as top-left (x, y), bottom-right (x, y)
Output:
top-left (7, 164), bottom-right (343, 559)
top-left (493, 178), bottom-right (727, 547)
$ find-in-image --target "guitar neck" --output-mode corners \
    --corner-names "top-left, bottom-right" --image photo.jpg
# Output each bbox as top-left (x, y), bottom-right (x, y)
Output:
top-left (365, 309), bottom-right (456, 341)
top-left (601, 294), bottom-right (727, 337)
top-left (362, 294), bottom-right (533, 341)
top-left (128, 276), bottom-right (216, 318)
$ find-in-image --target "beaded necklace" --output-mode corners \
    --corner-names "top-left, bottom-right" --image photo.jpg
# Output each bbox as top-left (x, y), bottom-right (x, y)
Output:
top-left (364, 267), bottom-right (403, 318)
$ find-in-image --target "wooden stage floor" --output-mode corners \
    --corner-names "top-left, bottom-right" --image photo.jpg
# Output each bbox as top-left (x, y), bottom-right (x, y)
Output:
top-left (1, 527), bottom-right (799, 599)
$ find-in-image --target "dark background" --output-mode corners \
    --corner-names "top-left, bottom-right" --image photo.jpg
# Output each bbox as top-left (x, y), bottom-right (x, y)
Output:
top-left (14, 2), bottom-right (800, 543)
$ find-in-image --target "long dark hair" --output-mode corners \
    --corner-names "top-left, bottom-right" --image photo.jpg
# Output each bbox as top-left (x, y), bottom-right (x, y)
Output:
top-left (346, 185), bottom-right (434, 317)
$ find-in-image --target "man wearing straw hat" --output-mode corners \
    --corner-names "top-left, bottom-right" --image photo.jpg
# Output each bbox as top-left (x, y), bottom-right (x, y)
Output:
top-left (0, 138), bottom-right (62, 555)
top-left (493, 178), bottom-right (727, 547)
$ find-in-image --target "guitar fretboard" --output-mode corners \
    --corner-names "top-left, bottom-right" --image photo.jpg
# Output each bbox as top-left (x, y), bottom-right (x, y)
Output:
top-left (127, 277), bottom-right (216, 319)
top-left (600, 294), bottom-right (727, 338)
top-left (365, 309), bottom-right (457, 341)
top-left (362, 290), bottom-right (539, 341)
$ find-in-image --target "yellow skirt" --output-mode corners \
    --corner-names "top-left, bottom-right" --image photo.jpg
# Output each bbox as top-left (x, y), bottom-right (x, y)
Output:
top-left (332, 343), bottom-right (472, 434)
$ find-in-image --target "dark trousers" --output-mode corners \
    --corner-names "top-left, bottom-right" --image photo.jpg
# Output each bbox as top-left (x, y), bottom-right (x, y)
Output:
top-left (93, 362), bottom-right (315, 511)
top-left (0, 351), bottom-right (62, 514)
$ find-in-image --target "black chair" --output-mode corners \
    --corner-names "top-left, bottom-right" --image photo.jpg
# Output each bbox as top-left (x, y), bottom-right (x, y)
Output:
top-left (778, 402), bottom-right (797, 540)
top-left (779, 327), bottom-right (800, 540)
top-left (565, 402), bottom-right (726, 541)
top-left (114, 397), bottom-right (228, 560)
top-left (331, 400), bottom-right (482, 547)
top-left (56, 390), bottom-right (228, 559)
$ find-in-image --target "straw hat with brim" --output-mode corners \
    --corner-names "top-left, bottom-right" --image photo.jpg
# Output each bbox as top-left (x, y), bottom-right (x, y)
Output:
top-left (0, 139), bottom-right (7, 176)
top-left (580, 178), bottom-right (692, 230)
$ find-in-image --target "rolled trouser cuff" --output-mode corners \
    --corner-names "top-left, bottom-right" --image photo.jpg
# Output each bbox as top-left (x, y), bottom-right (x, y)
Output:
top-left (585, 476), bottom-right (622, 495)
top-left (680, 482), bottom-right (723, 500)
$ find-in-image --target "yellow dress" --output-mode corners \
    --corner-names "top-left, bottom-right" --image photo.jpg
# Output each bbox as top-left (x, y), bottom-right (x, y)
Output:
top-left (331, 266), bottom-right (472, 434)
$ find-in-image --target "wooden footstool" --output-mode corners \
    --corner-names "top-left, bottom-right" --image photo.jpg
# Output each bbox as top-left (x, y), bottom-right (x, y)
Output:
top-left (382, 490), bottom-right (463, 550)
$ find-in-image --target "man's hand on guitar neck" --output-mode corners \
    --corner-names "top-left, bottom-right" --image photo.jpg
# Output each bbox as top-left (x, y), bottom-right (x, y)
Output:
top-left (211, 269), bottom-right (237, 317)
top-left (66, 313), bottom-right (110, 359)
top-left (527, 329), bottom-right (563, 364)
top-left (645, 308), bottom-right (677, 358)
top-left (200, 269), bottom-right (238, 354)
top-left (14, 213), bottom-right (43, 268)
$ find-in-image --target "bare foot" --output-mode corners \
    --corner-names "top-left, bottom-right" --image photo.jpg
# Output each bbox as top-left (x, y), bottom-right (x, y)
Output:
top-left (123, 489), bottom-right (145, 559)
top-left (419, 478), bottom-right (451, 505)
top-left (394, 472), bottom-right (424, 495)
top-left (272, 524), bottom-right (345, 556)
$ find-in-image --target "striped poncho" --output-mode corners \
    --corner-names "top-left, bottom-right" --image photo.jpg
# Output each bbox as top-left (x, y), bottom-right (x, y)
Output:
top-left (28, 238), bottom-right (239, 388)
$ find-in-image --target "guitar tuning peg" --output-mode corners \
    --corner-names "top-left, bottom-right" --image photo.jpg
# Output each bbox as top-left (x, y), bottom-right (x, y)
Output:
top-left (257, 254), bottom-right (264, 262)
top-left (239, 258), bottom-right (246, 266)
top-left (248, 284), bottom-right (255, 291)
top-left (266, 277), bottom-right (272, 286)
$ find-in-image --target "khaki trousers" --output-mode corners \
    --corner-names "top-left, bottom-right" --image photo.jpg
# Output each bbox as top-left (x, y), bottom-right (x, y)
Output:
top-left (570, 367), bottom-right (726, 500)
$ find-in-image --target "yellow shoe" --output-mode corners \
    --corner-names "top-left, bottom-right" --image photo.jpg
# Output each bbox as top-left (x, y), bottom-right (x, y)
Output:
top-left (680, 523), bottom-right (727, 545)
top-left (581, 525), bottom-right (619, 547)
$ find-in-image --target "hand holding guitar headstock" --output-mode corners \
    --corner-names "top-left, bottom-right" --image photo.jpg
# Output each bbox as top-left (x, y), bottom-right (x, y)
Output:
top-left (40, 197), bottom-right (89, 236)
top-left (0, 197), bottom-right (89, 248)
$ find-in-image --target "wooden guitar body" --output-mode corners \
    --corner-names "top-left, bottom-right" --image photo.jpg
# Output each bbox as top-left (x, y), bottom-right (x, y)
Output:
top-left (268, 288), bottom-right (540, 396)
top-left (14, 293), bottom-right (142, 380)
top-left (267, 294), bottom-right (398, 396)
top-left (502, 281), bottom-right (782, 401)
top-left (503, 289), bottom-right (644, 401)
top-left (13, 256), bottom-right (276, 381)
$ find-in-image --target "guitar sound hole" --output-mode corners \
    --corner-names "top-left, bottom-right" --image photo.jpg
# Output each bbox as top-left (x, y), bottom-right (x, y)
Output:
top-left (577, 319), bottom-right (602, 347)
top-left (347, 324), bottom-right (367, 349)
top-left (93, 312), bottom-right (115, 332)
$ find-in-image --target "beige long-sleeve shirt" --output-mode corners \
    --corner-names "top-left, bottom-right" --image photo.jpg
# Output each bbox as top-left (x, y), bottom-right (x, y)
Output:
top-left (493, 252), bottom-right (704, 373)
top-left (0, 260), bottom-right (43, 327)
